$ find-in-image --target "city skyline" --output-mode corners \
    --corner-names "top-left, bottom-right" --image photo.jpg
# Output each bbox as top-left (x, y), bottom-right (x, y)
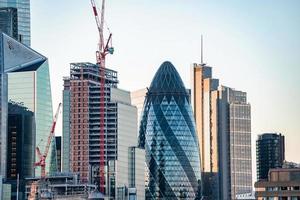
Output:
top-left (30, 0), bottom-right (300, 176)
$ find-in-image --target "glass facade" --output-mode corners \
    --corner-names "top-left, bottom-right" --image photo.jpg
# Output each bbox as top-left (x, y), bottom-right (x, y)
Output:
top-left (139, 61), bottom-right (201, 199)
top-left (256, 133), bottom-right (285, 181)
top-left (0, 0), bottom-right (31, 46)
top-left (0, 7), bottom-right (18, 40)
top-left (8, 60), bottom-right (55, 176)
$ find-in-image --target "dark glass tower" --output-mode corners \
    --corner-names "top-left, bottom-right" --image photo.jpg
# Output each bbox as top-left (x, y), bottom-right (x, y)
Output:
top-left (256, 133), bottom-right (285, 180)
top-left (0, 7), bottom-right (18, 41)
top-left (139, 61), bottom-right (201, 199)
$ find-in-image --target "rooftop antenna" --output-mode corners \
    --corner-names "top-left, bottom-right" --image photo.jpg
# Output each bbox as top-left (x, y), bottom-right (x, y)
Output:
top-left (201, 34), bottom-right (204, 64)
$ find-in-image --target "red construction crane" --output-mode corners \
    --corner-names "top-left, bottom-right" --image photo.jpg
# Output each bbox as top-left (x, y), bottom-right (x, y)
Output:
top-left (34, 103), bottom-right (62, 178)
top-left (90, 0), bottom-right (114, 194)
top-left (91, 0), bottom-right (114, 67)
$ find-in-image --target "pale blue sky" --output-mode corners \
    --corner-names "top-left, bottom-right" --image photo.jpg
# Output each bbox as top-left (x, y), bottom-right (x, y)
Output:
top-left (31, 0), bottom-right (300, 179)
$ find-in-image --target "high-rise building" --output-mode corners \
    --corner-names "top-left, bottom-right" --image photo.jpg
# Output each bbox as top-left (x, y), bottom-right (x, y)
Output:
top-left (0, 0), bottom-right (31, 46)
top-left (191, 62), bottom-right (253, 199)
top-left (0, 33), bottom-right (55, 198)
top-left (6, 102), bottom-right (34, 199)
top-left (218, 86), bottom-right (252, 199)
top-left (0, 7), bottom-right (18, 40)
top-left (62, 77), bottom-right (71, 173)
top-left (63, 63), bottom-right (118, 186)
top-left (63, 63), bottom-right (145, 199)
top-left (191, 63), bottom-right (220, 199)
top-left (256, 133), bottom-right (285, 180)
top-left (139, 61), bottom-right (201, 199)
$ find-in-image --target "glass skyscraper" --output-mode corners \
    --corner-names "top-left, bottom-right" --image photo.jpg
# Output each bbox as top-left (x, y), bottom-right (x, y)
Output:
top-left (256, 133), bottom-right (285, 181)
top-left (0, 0), bottom-right (30, 46)
top-left (139, 61), bottom-right (201, 199)
top-left (0, 7), bottom-right (18, 40)
top-left (1, 33), bottom-right (55, 182)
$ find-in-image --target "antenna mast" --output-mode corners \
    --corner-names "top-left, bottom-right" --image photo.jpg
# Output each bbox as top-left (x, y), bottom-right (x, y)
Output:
top-left (201, 35), bottom-right (203, 64)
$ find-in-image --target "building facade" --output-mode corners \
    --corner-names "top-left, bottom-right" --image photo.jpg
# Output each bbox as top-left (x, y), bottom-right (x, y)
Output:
top-left (0, 0), bottom-right (30, 46)
top-left (63, 63), bottom-right (145, 199)
top-left (130, 88), bottom-right (147, 129)
top-left (256, 133), bottom-right (285, 181)
top-left (0, 7), bottom-right (18, 40)
top-left (218, 86), bottom-right (253, 199)
top-left (191, 63), bottom-right (220, 199)
top-left (255, 168), bottom-right (300, 199)
top-left (139, 61), bottom-right (201, 199)
top-left (0, 33), bottom-right (55, 199)
top-left (191, 62), bottom-right (253, 199)
top-left (62, 77), bottom-right (71, 173)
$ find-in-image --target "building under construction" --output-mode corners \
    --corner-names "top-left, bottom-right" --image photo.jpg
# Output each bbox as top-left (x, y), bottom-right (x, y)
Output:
top-left (25, 172), bottom-right (103, 200)
top-left (62, 63), bottom-right (145, 199)
top-left (63, 62), bottom-right (118, 185)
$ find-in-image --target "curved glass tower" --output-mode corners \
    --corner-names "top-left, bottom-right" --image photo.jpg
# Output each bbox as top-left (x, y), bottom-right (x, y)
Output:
top-left (139, 61), bottom-right (201, 199)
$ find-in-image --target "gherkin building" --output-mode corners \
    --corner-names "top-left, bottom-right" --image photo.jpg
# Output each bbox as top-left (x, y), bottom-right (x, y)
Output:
top-left (139, 61), bottom-right (201, 199)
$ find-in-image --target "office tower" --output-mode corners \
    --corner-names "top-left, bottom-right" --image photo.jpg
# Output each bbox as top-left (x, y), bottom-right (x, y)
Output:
top-left (0, 0), bottom-right (30, 46)
top-left (0, 33), bottom-right (55, 198)
top-left (255, 168), bottom-right (300, 199)
top-left (63, 63), bottom-right (145, 198)
top-left (191, 63), bottom-right (220, 199)
top-left (256, 133), bottom-right (285, 180)
top-left (139, 61), bottom-right (201, 199)
top-left (0, 7), bottom-right (18, 40)
top-left (218, 86), bottom-right (252, 199)
top-left (55, 136), bottom-right (62, 172)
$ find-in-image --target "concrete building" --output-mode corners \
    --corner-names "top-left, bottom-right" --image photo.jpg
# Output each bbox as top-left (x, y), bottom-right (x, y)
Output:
top-left (190, 63), bottom-right (220, 199)
top-left (0, 7), bottom-right (18, 40)
top-left (128, 147), bottom-right (145, 200)
top-left (218, 86), bottom-right (253, 199)
top-left (191, 62), bottom-right (253, 199)
top-left (255, 168), bottom-right (300, 200)
top-left (0, 0), bottom-right (31, 46)
top-left (62, 63), bottom-right (145, 199)
top-left (257, 133), bottom-right (285, 181)
top-left (0, 32), bottom-right (56, 199)
top-left (140, 61), bottom-right (201, 199)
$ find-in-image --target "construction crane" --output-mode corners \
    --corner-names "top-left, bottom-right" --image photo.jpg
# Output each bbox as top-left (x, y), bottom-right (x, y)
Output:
top-left (34, 103), bottom-right (62, 178)
top-left (91, 0), bottom-right (114, 67)
top-left (28, 103), bottom-right (62, 200)
top-left (90, 0), bottom-right (113, 194)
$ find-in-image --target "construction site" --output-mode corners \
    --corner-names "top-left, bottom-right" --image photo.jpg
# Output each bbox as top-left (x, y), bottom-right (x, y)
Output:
top-left (25, 0), bottom-right (114, 199)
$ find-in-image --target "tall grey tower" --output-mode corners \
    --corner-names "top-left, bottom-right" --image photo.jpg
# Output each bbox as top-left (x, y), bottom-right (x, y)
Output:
top-left (218, 86), bottom-right (252, 199)
top-left (0, 0), bottom-right (31, 46)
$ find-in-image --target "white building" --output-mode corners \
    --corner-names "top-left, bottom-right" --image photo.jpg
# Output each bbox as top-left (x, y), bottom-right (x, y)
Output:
top-left (111, 88), bottom-right (145, 200)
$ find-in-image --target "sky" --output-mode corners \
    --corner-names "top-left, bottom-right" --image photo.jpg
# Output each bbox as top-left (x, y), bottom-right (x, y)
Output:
top-left (31, 0), bottom-right (300, 180)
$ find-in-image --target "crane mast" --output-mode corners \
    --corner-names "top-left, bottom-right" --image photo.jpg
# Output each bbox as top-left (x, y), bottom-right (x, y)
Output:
top-left (90, 0), bottom-right (114, 194)
top-left (34, 103), bottom-right (62, 178)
